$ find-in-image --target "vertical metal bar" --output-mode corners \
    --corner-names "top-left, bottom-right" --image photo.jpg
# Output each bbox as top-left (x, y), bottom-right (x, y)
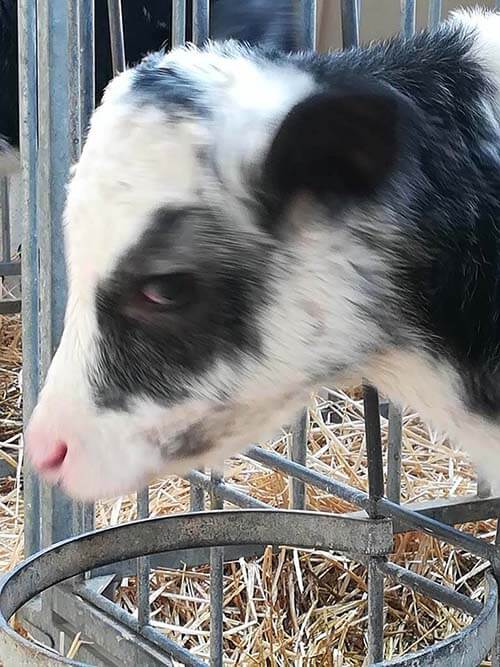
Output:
top-left (78, 0), bottom-right (95, 140)
top-left (363, 385), bottom-right (385, 510)
top-left (387, 403), bottom-right (402, 504)
top-left (172, 0), bottom-right (187, 48)
top-left (401, 0), bottom-right (416, 38)
top-left (289, 410), bottom-right (308, 510)
top-left (492, 527), bottom-right (500, 667)
top-left (107, 0), bottom-right (126, 75)
top-left (341, 0), bottom-right (359, 49)
top-left (19, 0), bottom-right (41, 557)
top-left (1, 178), bottom-right (10, 262)
top-left (299, 0), bottom-right (317, 50)
top-left (190, 471), bottom-right (205, 512)
top-left (192, 0), bottom-right (210, 46)
top-left (477, 476), bottom-right (492, 499)
top-left (68, 0), bottom-right (95, 539)
top-left (363, 384), bottom-right (385, 663)
top-left (37, 0), bottom-right (79, 547)
top-left (428, 0), bottom-right (442, 27)
top-left (210, 471), bottom-right (224, 667)
top-left (368, 558), bottom-right (385, 664)
top-left (137, 488), bottom-right (151, 627)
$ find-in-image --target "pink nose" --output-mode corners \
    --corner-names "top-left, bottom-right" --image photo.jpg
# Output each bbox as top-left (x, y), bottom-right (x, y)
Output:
top-left (38, 441), bottom-right (68, 472)
top-left (27, 431), bottom-right (68, 475)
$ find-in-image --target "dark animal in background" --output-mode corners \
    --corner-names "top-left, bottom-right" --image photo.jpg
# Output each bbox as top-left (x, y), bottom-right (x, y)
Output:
top-left (0, 0), bottom-right (298, 169)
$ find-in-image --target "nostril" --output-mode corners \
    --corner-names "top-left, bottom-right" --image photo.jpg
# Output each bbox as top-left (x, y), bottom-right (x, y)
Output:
top-left (39, 441), bottom-right (68, 473)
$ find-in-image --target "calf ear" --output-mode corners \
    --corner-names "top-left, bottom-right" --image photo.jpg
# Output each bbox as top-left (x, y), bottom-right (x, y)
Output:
top-left (263, 81), bottom-right (412, 202)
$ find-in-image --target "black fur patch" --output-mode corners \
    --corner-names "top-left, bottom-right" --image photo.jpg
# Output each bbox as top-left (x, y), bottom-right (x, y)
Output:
top-left (92, 207), bottom-right (272, 410)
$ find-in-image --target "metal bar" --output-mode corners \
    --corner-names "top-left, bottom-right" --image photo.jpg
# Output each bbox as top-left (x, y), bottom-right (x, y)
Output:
top-left (0, 511), bottom-right (393, 619)
top-left (0, 262), bottom-right (22, 276)
top-left (78, 585), bottom-right (200, 666)
top-left (0, 299), bottom-right (21, 315)
top-left (192, 0), bottom-right (210, 46)
top-left (364, 385), bottom-right (385, 511)
top-left (190, 469), bottom-right (205, 511)
top-left (299, 0), bottom-right (317, 50)
top-left (37, 0), bottom-right (79, 548)
top-left (428, 0), bottom-right (442, 27)
top-left (401, 0), bottom-right (416, 38)
top-left (368, 559), bottom-right (385, 663)
top-left (377, 496), bottom-right (493, 560)
top-left (172, 0), bottom-right (186, 48)
top-left (349, 494), bottom-right (500, 531)
top-left (0, 178), bottom-right (10, 262)
top-left (210, 473), bottom-right (224, 667)
top-left (78, 0), bottom-right (95, 142)
top-left (377, 560), bottom-right (482, 617)
top-left (289, 410), bottom-right (308, 509)
top-left (492, 519), bottom-right (500, 667)
top-left (137, 488), bottom-right (150, 627)
top-left (107, 0), bottom-right (126, 75)
top-left (188, 470), bottom-right (268, 509)
top-left (18, 0), bottom-right (40, 556)
top-left (387, 403), bottom-right (402, 504)
top-left (363, 384), bottom-right (385, 663)
top-left (247, 446), bottom-right (371, 509)
top-left (341, 0), bottom-right (359, 48)
top-left (68, 0), bottom-right (95, 540)
top-left (372, 576), bottom-right (497, 667)
top-left (248, 446), bottom-right (494, 558)
top-left (477, 475), bottom-right (492, 499)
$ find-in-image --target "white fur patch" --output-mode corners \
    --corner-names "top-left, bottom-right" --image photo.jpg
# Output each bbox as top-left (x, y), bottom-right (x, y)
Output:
top-left (364, 350), bottom-right (500, 486)
top-left (450, 8), bottom-right (500, 108)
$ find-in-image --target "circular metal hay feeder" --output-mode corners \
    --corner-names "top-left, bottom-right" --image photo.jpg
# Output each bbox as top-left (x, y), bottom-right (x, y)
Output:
top-left (0, 510), bottom-right (496, 666)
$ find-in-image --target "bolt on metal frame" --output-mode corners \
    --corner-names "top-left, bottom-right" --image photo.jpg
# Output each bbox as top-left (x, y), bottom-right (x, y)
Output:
top-left (8, 0), bottom-right (500, 665)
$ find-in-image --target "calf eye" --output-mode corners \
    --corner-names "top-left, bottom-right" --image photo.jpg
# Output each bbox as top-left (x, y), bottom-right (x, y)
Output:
top-left (136, 272), bottom-right (198, 311)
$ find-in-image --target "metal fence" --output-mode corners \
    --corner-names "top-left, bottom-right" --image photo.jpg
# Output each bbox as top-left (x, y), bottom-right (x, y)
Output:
top-left (2, 0), bottom-right (500, 665)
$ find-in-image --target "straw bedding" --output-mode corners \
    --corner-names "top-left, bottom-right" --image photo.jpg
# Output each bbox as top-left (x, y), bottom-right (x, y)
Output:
top-left (0, 313), bottom-right (495, 665)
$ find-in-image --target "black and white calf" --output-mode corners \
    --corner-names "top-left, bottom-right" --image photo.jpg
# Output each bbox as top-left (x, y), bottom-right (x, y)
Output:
top-left (26, 9), bottom-right (500, 500)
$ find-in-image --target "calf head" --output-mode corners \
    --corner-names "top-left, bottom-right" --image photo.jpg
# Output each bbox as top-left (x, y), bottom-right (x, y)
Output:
top-left (25, 42), bottom-right (414, 499)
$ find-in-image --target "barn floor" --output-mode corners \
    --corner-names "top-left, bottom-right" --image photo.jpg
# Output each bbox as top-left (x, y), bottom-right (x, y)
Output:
top-left (0, 313), bottom-right (495, 665)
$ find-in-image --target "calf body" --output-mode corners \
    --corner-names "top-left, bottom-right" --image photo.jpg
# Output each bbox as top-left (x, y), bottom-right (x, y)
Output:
top-left (26, 9), bottom-right (500, 500)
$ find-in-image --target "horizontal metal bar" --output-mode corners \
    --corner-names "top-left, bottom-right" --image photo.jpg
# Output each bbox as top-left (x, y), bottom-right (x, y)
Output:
top-left (0, 510), bottom-right (393, 622)
top-left (187, 470), bottom-right (269, 509)
top-left (77, 585), bottom-right (197, 666)
top-left (377, 560), bottom-right (482, 617)
top-left (19, 586), bottom-right (172, 666)
top-left (0, 300), bottom-right (21, 315)
top-left (348, 494), bottom-right (500, 531)
top-left (247, 446), bottom-right (495, 559)
top-left (377, 497), bottom-right (493, 560)
top-left (0, 261), bottom-right (21, 276)
top-left (246, 446), bottom-right (370, 509)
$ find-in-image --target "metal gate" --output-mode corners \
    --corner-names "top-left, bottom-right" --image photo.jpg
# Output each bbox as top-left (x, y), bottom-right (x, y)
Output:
top-left (1, 0), bottom-right (500, 665)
